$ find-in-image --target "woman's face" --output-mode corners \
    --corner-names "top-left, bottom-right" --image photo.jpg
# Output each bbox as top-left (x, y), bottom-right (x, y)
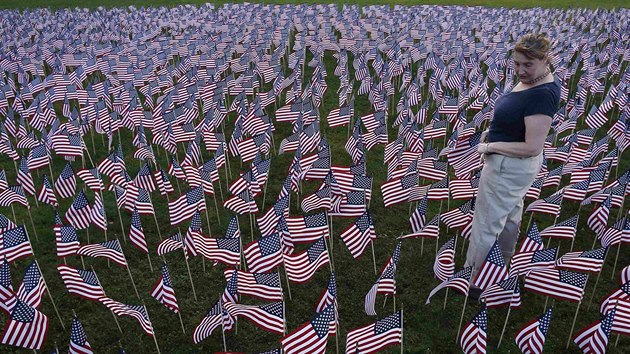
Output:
top-left (513, 51), bottom-right (548, 83)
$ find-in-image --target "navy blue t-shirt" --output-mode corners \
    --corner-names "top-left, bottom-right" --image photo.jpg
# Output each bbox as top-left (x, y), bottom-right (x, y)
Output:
top-left (488, 80), bottom-right (561, 143)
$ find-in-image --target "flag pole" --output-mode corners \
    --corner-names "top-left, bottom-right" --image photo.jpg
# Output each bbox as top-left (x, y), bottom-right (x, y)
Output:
top-left (371, 241), bottom-right (378, 275)
top-left (34, 260), bottom-right (65, 330)
top-left (455, 293), bottom-right (469, 343)
top-left (121, 245), bottom-right (141, 300)
top-left (181, 244), bottom-right (198, 301)
top-left (219, 299), bottom-right (228, 352)
top-left (587, 248), bottom-right (609, 310)
top-left (115, 203), bottom-right (127, 244)
top-left (611, 238), bottom-right (622, 280)
top-left (497, 304), bottom-right (513, 348)
top-left (400, 306), bottom-right (404, 354)
top-left (27, 207), bottom-right (39, 241)
top-left (566, 299), bottom-right (583, 349)
top-left (142, 301), bottom-right (161, 354)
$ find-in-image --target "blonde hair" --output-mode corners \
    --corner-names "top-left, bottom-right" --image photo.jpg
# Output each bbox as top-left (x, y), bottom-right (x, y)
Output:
top-left (514, 33), bottom-right (552, 61)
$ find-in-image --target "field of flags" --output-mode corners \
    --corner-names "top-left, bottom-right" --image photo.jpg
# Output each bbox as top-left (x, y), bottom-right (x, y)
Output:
top-left (0, 2), bottom-right (629, 353)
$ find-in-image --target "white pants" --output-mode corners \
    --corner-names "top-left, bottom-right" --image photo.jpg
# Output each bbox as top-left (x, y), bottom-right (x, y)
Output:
top-left (465, 153), bottom-right (543, 272)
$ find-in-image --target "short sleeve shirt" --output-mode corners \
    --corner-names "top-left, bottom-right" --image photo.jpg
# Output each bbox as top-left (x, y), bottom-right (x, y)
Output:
top-left (488, 80), bottom-right (561, 143)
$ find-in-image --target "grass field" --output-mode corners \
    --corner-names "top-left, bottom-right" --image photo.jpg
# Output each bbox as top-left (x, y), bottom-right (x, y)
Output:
top-left (0, 2), bottom-right (629, 354)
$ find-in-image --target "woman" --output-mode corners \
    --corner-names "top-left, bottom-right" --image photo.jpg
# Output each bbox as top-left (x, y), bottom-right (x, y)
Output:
top-left (466, 33), bottom-right (561, 296)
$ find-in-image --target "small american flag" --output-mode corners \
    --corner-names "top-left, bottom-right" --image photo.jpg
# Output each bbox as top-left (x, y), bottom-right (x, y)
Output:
top-left (0, 225), bottom-right (33, 263)
top-left (54, 162), bottom-right (77, 199)
top-left (540, 215), bottom-right (579, 240)
top-left (365, 241), bottom-right (401, 314)
top-left (345, 311), bottom-right (403, 354)
top-left (16, 261), bottom-right (46, 309)
top-left (77, 239), bottom-right (128, 268)
top-left (518, 222), bottom-right (545, 253)
top-left (473, 241), bottom-right (509, 290)
top-left (510, 247), bottom-right (558, 277)
top-left (223, 301), bottom-right (285, 334)
top-left (69, 315), bottom-right (93, 354)
top-left (339, 210), bottom-right (376, 259)
top-left (192, 299), bottom-right (233, 344)
top-left (57, 265), bottom-right (105, 302)
top-left (0, 258), bottom-right (16, 314)
top-left (150, 261), bottom-right (179, 313)
top-left (100, 297), bottom-right (154, 336)
top-left (280, 303), bottom-right (335, 354)
top-left (168, 186), bottom-right (206, 225)
top-left (514, 306), bottom-right (553, 354)
top-left (524, 268), bottom-right (588, 303)
top-left (65, 190), bottom-right (92, 230)
top-left (460, 305), bottom-right (487, 354)
top-left (286, 211), bottom-right (329, 244)
top-left (37, 174), bottom-right (58, 207)
top-left (222, 268), bottom-right (283, 301)
top-left (573, 306), bottom-right (616, 353)
top-left (433, 235), bottom-right (456, 282)
top-left (426, 266), bottom-right (472, 304)
top-left (0, 300), bottom-right (49, 350)
top-left (480, 275), bottom-right (521, 308)
top-left (243, 232), bottom-right (283, 273)
top-left (129, 208), bottom-right (148, 254)
top-left (556, 247), bottom-right (607, 273)
top-left (283, 237), bottom-right (330, 284)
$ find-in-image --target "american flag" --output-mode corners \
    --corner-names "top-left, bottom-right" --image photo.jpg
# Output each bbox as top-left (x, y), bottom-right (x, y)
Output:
top-left (76, 168), bottom-right (104, 191)
top-left (473, 241), bottom-right (509, 290)
top-left (514, 306), bottom-right (553, 354)
top-left (480, 275), bottom-right (521, 308)
top-left (280, 303), bottom-right (335, 354)
top-left (316, 272), bottom-right (338, 325)
top-left (433, 235), bottom-right (456, 282)
top-left (539, 215), bottom-right (579, 240)
top-left (257, 195), bottom-right (289, 237)
top-left (223, 301), bottom-right (285, 334)
top-left (16, 157), bottom-right (35, 196)
top-left (77, 239), bottom-right (128, 268)
top-left (128, 208), bottom-right (148, 253)
top-left (156, 232), bottom-right (184, 257)
top-left (192, 299), bottom-right (233, 344)
top-left (192, 227), bottom-right (241, 267)
top-left (224, 189), bottom-right (259, 215)
top-left (0, 258), bottom-right (16, 314)
top-left (460, 305), bottom-right (487, 354)
top-left (125, 184), bottom-right (155, 215)
top-left (573, 306), bottom-right (616, 353)
top-left (365, 241), bottom-right (401, 314)
top-left (37, 174), bottom-right (58, 207)
top-left (555, 247), bottom-right (607, 273)
top-left (409, 197), bottom-right (428, 232)
top-left (69, 315), bottom-right (93, 354)
top-left (150, 261), bottom-right (179, 313)
top-left (426, 266), bottom-right (472, 304)
top-left (54, 162), bottom-right (77, 199)
top-left (526, 190), bottom-right (563, 217)
top-left (524, 268), bottom-right (588, 302)
top-left (599, 282), bottom-right (629, 336)
top-left (16, 261), bottom-right (46, 309)
top-left (510, 247), bottom-right (558, 277)
top-left (587, 195), bottom-right (612, 235)
top-left (0, 186), bottom-right (29, 207)
top-left (65, 190), bottom-right (92, 230)
top-left (56, 265), bottom-right (105, 301)
top-left (450, 172), bottom-right (480, 200)
top-left (90, 192), bottom-right (107, 231)
top-left (168, 186), bottom-right (206, 225)
top-left (381, 173), bottom-right (423, 207)
top-left (222, 268), bottom-right (283, 301)
top-left (340, 210), bottom-right (376, 259)
top-left (286, 211), bottom-right (329, 243)
top-left (0, 225), bottom-right (33, 263)
top-left (26, 144), bottom-right (50, 170)
top-left (441, 198), bottom-right (475, 228)
top-left (283, 237), bottom-right (330, 283)
top-left (301, 186), bottom-right (332, 213)
top-left (345, 311), bottom-right (402, 354)
top-left (401, 214), bottom-right (440, 239)
top-left (155, 168), bottom-right (174, 196)
top-left (134, 163), bottom-right (157, 192)
top-left (244, 232), bottom-right (283, 273)
top-left (0, 300), bottom-right (49, 350)
top-left (100, 297), bottom-right (154, 336)
top-left (518, 222), bottom-right (545, 253)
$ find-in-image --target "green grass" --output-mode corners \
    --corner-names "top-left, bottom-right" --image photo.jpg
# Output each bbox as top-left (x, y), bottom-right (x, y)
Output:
top-left (0, 0), bottom-right (628, 10)
top-left (1, 1), bottom-right (629, 354)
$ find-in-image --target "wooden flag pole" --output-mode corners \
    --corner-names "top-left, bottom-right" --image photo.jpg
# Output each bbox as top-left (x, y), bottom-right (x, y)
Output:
top-left (212, 193), bottom-right (221, 224)
top-left (34, 260), bottom-right (65, 330)
top-left (142, 301), bottom-right (161, 354)
top-left (566, 299), bottom-right (583, 349)
top-left (116, 205), bottom-right (127, 244)
top-left (323, 231), bottom-right (335, 272)
top-left (587, 249), bottom-right (609, 310)
top-left (249, 214), bottom-right (255, 243)
top-left (121, 247), bottom-right (141, 300)
top-left (455, 293), bottom-right (469, 343)
top-left (400, 306), bottom-right (404, 354)
top-left (152, 211), bottom-right (164, 241)
top-left (181, 248), bottom-right (198, 302)
top-left (371, 241), bottom-right (378, 275)
top-left (219, 300), bottom-right (228, 352)
top-left (497, 304), bottom-right (513, 348)
top-left (611, 240), bottom-right (622, 280)
top-left (27, 207), bottom-right (39, 241)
